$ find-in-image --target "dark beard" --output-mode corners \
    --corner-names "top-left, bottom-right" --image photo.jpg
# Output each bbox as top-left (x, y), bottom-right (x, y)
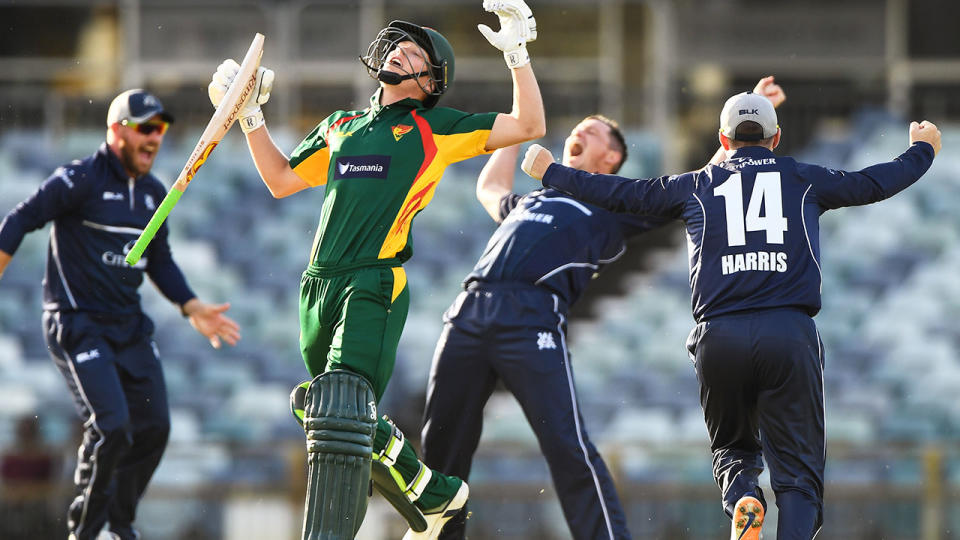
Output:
top-left (119, 143), bottom-right (150, 177)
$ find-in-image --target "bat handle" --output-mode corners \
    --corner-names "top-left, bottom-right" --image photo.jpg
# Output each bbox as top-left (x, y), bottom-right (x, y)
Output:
top-left (125, 188), bottom-right (184, 266)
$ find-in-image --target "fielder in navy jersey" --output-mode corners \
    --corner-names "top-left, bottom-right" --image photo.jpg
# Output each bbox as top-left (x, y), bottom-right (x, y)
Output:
top-left (421, 77), bottom-right (785, 540)
top-left (522, 90), bottom-right (941, 540)
top-left (0, 89), bottom-right (241, 540)
top-left (419, 114), bottom-right (656, 540)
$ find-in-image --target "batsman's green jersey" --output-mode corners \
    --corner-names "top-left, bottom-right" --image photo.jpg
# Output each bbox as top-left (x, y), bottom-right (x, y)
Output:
top-left (290, 92), bottom-right (498, 269)
top-left (290, 91), bottom-right (497, 397)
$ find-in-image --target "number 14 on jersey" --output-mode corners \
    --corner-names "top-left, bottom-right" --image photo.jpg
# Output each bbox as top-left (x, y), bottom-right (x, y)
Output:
top-left (714, 172), bottom-right (788, 247)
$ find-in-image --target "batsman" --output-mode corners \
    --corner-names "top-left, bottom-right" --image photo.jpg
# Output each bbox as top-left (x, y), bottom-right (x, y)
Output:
top-left (207, 2), bottom-right (544, 538)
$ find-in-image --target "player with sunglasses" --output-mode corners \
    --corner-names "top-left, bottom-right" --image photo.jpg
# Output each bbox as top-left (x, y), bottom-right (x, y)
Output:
top-left (120, 118), bottom-right (170, 136)
top-left (0, 88), bottom-right (240, 540)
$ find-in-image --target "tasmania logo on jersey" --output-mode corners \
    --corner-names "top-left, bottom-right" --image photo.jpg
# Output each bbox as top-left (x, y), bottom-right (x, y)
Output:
top-left (392, 124), bottom-right (413, 142)
top-left (334, 155), bottom-right (391, 180)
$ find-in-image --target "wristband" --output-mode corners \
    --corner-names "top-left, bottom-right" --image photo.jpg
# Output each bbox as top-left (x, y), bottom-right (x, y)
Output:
top-left (239, 109), bottom-right (264, 134)
top-left (504, 46), bottom-right (530, 69)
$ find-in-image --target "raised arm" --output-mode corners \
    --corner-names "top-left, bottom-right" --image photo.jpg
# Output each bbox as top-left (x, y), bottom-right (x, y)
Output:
top-left (477, 145), bottom-right (521, 221)
top-left (522, 144), bottom-right (691, 217)
top-left (809, 121), bottom-right (940, 210)
top-left (477, 0), bottom-right (546, 150)
top-left (209, 60), bottom-right (310, 198)
top-left (244, 126), bottom-right (311, 198)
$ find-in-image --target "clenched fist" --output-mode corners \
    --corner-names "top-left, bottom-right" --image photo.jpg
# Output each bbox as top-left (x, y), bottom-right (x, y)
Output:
top-left (521, 144), bottom-right (556, 181)
top-left (910, 120), bottom-right (941, 156)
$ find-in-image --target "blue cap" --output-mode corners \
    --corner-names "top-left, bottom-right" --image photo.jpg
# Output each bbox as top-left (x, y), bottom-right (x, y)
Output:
top-left (106, 89), bottom-right (175, 126)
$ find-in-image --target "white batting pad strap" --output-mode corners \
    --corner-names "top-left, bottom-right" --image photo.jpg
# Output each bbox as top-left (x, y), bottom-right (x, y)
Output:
top-left (377, 426), bottom-right (405, 467)
top-left (239, 110), bottom-right (264, 134)
top-left (404, 463), bottom-right (433, 501)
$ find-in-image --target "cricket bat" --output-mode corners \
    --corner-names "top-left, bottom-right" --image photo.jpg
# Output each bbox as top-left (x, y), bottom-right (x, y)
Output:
top-left (125, 32), bottom-right (265, 266)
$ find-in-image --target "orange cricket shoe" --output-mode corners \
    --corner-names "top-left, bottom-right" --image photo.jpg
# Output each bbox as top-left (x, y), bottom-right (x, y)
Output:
top-left (731, 495), bottom-right (764, 540)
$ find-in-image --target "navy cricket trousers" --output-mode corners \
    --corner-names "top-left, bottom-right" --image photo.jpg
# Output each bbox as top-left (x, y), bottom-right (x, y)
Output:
top-left (687, 307), bottom-right (824, 540)
top-left (421, 283), bottom-right (631, 540)
top-left (44, 311), bottom-right (170, 540)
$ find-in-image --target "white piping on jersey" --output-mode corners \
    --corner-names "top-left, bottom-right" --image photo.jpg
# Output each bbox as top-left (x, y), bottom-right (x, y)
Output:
top-left (817, 326), bottom-right (825, 461)
top-left (690, 193), bottom-right (707, 283)
top-left (82, 220), bottom-right (145, 236)
top-left (55, 322), bottom-right (106, 538)
top-left (813, 325), bottom-right (824, 540)
top-left (534, 243), bottom-right (626, 285)
top-left (128, 178), bottom-right (135, 212)
top-left (536, 263), bottom-right (598, 284)
top-left (599, 245), bottom-right (626, 265)
top-left (800, 185), bottom-right (823, 293)
top-left (536, 195), bottom-right (593, 216)
top-left (55, 168), bottom-right (75, 188)
top-left (50, 224), bottom-right (78, 309)
top-left (551, 294), bottom-right (616, 540)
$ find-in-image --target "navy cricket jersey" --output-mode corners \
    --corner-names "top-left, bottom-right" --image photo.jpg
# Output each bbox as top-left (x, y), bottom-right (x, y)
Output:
top-left (542, 143), bottom-right (935, 320)
top-left (0, 143), bottom-right (195, 314)
top-left (464, 188), bottom-right (667, 306)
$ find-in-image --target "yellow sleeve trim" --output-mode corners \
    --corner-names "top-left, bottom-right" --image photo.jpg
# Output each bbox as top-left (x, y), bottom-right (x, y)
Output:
top-left (391, 267), bottom-right (407, 303)
top-left (434, 130), bottom-right (493, 164)
top-left (292, 147), bottom-right (330, 187)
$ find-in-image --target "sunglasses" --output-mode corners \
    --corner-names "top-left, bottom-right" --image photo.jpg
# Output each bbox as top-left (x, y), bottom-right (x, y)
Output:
top-left (121, 120), bottom-right (169, 136)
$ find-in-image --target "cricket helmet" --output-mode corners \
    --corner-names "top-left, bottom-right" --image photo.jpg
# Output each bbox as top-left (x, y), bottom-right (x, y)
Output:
top-left (360, 20), bottom-right (455, 108)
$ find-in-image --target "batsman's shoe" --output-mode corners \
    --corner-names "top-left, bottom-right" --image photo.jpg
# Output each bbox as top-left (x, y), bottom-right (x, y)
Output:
top-left (731, 495), bottom-right (764, 540)
top-left (402, 480), bottom-right (469, 540)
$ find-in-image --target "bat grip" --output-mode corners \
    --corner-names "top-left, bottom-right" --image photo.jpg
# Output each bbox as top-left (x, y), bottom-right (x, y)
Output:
top-left (125, 188), bottom-right (184, 266)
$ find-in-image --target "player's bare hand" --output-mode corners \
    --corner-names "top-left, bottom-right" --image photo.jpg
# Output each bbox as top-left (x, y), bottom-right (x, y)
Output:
top-left (753, 75), bottom-right (786, 109)
top-left (184, 300), bottom-right (241, 349)
top-left (521, 144), bottom-right (555, 181)
top-left (910, 120), bottom-right (941, 156)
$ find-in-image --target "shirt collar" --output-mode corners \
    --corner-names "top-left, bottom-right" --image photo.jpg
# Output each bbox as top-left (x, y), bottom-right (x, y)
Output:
top-left (98, 142), bottom-right (153, 182)
top-left (98, 143), bottom-right (132, 182)
top-left (728, 146), bottom-right (777, 160)
top-left (369, 88), bottom-right (425, 114)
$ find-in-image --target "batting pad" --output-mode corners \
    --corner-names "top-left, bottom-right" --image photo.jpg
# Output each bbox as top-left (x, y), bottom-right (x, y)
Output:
top-left (302, 370), bottom-right (377, 540)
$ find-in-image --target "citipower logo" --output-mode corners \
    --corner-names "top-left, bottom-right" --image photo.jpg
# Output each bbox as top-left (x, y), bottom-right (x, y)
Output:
top-left (184, 142), bottom-right (218, 184)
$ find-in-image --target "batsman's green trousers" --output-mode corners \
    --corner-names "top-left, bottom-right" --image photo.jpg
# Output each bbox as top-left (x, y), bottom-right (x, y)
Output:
top-left (299, 262), bottom-right (460, 511)
top-left (299, 262), bottom-right (408, 401)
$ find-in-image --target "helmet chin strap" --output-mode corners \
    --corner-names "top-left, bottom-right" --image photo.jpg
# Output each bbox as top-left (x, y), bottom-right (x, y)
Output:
top-left (377, 70), bottom-right (419, 85)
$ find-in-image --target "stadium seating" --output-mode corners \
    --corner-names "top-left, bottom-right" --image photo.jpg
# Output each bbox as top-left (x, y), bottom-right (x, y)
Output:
top-left (2, 113), bottom-right (959, 537)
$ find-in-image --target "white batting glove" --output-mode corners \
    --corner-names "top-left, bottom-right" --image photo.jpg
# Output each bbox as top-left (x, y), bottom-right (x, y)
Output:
top-left (208, 59), bottom-right (275, 133)
top-left (477, 0), bottom-right (537, 69)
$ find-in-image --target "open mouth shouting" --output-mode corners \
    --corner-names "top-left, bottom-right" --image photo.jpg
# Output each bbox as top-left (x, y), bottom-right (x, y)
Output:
top-left (568, 139), bottom-right (585, 158)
